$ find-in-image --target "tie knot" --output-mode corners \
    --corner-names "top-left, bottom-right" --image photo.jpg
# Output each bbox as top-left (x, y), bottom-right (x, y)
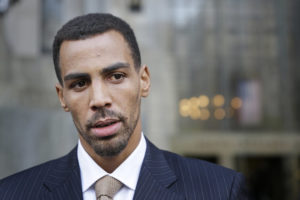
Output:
top-left (95, 176), bottom-right (123, 200)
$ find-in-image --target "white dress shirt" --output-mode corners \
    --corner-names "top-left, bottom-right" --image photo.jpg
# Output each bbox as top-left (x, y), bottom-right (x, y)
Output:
top-left (77, 133), bottom-right (147, 200)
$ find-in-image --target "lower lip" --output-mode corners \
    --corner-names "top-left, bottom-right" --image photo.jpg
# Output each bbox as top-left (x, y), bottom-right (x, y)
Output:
top-left (91, 122), bottom-right (122, 137)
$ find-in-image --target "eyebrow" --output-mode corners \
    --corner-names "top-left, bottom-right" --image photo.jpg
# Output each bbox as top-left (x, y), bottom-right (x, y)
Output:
top-left (63, 62), bottom-right (130, 82)
top-left (64, 73), bottom-right (90, 82)
top-left (101, 62), bottom-right (130, 74)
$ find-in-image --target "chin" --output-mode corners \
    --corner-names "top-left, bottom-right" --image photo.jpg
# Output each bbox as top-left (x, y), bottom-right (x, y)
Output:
top-left (92, 139), bottom-right (128, 157)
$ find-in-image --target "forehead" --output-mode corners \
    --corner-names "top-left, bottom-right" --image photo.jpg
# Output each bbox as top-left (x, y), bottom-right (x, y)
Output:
top-left (59, 30), bottom-right (133, 74)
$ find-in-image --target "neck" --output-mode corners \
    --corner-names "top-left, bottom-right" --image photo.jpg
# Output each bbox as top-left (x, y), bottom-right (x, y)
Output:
top-left (80, 120), bottom-right (142, 173)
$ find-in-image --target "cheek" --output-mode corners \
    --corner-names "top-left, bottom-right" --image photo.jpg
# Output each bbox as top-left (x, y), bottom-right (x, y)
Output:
top-left (120, 86), bottom-right (140, 113)
top-left (65, 92), bottom-right (90, 120)
top-left (65, 90), bottom-right (89, 107)
top-left (110, 78), bottom-right (140, 101)
top-left (69, 104), bottom-right (89, 131)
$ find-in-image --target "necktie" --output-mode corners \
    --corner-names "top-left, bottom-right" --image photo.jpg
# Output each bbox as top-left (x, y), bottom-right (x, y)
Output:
top-left (95, 175), bottom-right (123, 200)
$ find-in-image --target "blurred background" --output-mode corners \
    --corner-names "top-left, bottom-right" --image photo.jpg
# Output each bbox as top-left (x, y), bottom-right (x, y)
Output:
top-left (0, 0), bottom-right (299, 199)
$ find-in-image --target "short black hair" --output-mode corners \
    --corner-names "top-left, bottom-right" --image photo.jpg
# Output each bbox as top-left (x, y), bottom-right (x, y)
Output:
top-left (52, 13), bottom-right (141, 85)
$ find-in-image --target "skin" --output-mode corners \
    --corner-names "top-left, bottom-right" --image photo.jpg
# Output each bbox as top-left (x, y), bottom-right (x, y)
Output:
top-left (56, 30), bottom-right (150, 173)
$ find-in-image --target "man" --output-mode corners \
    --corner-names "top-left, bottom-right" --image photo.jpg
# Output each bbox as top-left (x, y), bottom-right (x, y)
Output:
top-left (0, 13), bottom-right (249, 199)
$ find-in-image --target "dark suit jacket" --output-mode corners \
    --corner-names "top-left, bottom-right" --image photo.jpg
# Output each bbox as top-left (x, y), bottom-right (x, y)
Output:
top-left (0, 139), bottom-right (249, 199)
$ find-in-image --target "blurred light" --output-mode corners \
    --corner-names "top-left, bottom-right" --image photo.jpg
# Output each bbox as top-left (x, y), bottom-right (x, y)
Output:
top-left (190, 107), bottom-right (201, 120)
top-left (200, 108), bottom-right (210, 120)
top-left (231, 97), bottom-right (242, 109)
top-left (198, 95), bottom-right (209, 107)
top-left (214, 108), bottom-right (226, 120)
top-left (179, 99), bottom-right (190, 117)
top-left (190, 97), bottom-right (200, 107)
top-left (213, 94), bottom-right (225, 107)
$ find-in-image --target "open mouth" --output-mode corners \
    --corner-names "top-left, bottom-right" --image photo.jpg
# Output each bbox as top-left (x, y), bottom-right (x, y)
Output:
top-left (94, 120), bottom-right (118, 128)
top-left (90, 119), bottom-right (122, 137)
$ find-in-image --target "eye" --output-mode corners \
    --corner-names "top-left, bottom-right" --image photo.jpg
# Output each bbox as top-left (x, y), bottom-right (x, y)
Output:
top-left (70, 79), bottom-right (88, 89)
top-left (108, 72), bottom-right (126, 83)
top-left (113, 73), bottom-right (124, 80)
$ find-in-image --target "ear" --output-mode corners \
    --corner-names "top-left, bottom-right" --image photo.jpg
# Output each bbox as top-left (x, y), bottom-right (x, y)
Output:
top-left (139, 65), bottom-right (151, 97)
top-left (55, 83), bottom-right (70, 112)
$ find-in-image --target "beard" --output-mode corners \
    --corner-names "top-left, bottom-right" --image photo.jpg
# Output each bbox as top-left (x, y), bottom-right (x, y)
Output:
top-left (76, 107), bottom-right (139, 157)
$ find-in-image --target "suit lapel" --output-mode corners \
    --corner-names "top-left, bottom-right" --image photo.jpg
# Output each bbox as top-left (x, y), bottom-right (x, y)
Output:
top-left (134, 140), bottom-right (185, 200)
top-left (42, 147), bottom-right (83, 200)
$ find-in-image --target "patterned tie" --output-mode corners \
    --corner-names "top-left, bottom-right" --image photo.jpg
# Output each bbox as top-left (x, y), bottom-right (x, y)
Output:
top-left (95, 175), bottom-right (123, 200)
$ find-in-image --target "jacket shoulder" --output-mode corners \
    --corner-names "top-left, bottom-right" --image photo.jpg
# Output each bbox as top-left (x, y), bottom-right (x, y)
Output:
top-left (0, 148), bottom-right (77, 200)
top-left (162, 150), bottom-right (249, 199)
top-left (2, 156), bottom-right (59, 182)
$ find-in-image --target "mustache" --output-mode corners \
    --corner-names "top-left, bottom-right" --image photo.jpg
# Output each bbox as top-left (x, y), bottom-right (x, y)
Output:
top-left (86, 108), bottom-right (125, 129)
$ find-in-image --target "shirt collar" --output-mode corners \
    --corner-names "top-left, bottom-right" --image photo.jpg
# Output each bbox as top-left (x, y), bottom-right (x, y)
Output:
top-left (77, 133), bottom-right (147, 192)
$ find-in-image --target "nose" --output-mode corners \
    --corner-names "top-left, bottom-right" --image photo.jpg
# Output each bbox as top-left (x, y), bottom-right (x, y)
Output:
top-left (89, 81), bottom-right (112, 111)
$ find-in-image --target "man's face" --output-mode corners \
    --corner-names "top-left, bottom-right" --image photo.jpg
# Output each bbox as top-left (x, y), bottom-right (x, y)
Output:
top-left (56, 30), bottom-right (150, 157)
